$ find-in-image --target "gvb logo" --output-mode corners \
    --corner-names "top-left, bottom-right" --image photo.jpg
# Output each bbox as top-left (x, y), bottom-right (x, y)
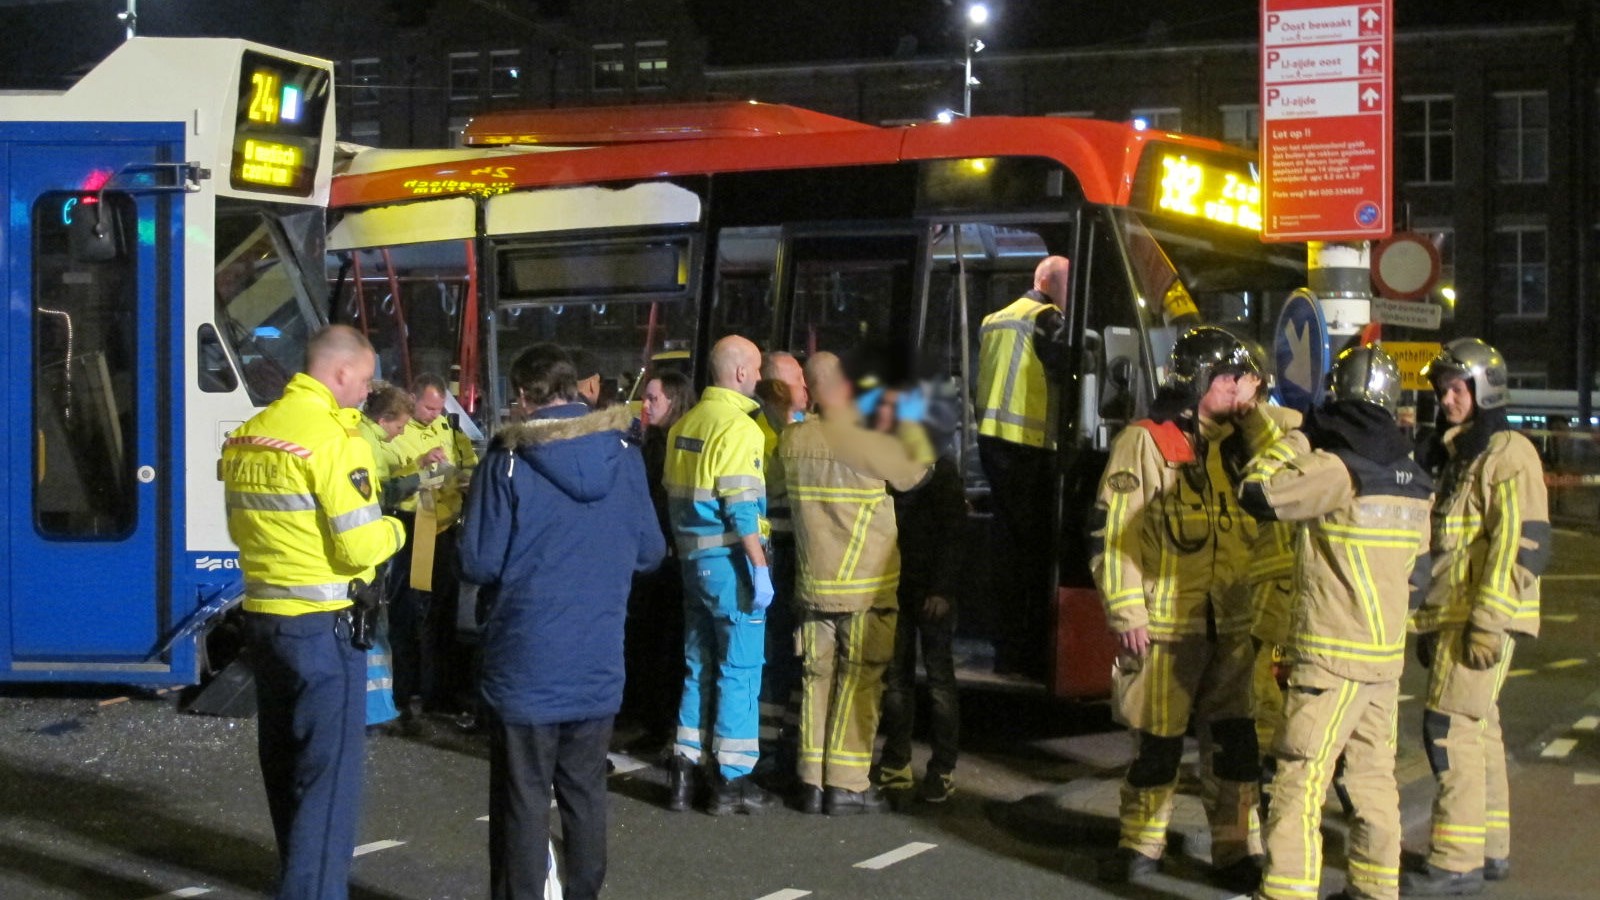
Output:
top-left (195, 556), bottom-right (240, 572)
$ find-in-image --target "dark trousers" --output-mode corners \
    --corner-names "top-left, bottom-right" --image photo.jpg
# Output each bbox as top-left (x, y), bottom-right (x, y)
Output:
top-left (977, 436), bottom-right (1055, 676)
top-left (621, 558), bottom-right (683, 744)
top-left (879, 581), bottom-right (960, 777)
top-left (757, 540), bottom-right (801, 777)
top-left (246, 610), bottom-right (366, 900)
top-left (389, 514), bottom-right (465, 711)
top-left (488, 714), bottom-right (613, 900)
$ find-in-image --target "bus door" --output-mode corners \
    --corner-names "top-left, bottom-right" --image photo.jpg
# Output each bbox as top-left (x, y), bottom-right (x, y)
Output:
top-left (1, 126), bottom-right (178, 677)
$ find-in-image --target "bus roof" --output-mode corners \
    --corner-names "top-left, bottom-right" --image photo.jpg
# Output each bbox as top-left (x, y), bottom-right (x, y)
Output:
top-left (330, 108), bottom-right (1247, 212)
top-left (462, 100), bottom-right (875, 145)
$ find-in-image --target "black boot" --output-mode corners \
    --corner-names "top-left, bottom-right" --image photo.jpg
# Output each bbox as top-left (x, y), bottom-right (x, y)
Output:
top-left (1400, 863), bottom-right (1485, 896)
top-left (708, 774), bottom-right (776, 816)
top-left (822, 785), bottom-right (889, 815)
top-left (1098, 847), bottom-right (1160, 883)
top-left (667, 756), bottom-right (697, 812)
top-left (1483, 857), bottom-right (1510, 882)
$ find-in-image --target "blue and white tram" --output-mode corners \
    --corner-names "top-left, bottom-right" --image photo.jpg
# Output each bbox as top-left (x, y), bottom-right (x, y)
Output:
top-left (0, 38), bottom-right (335, 684)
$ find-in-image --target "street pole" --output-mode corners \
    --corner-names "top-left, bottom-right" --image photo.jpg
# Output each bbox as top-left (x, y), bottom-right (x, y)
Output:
top-left (119, 0), bottom-right (137, 40)
top-left (963, 43), bottom-right (973, 117)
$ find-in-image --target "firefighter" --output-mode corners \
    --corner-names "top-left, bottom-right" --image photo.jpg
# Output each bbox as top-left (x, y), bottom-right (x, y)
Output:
top-left (975, 255), bottom-right (1070, 677)
top-left (1404, 339), bottom-right (1549, 896)
top-left (222, 325), bottom-right (404, 899)
top-left (664, 335), bottom-right (776, 815)
top-left (1238, 345), bottom-right (1433, 900)
top-left (1090, 326), bottom-right (1265, 890)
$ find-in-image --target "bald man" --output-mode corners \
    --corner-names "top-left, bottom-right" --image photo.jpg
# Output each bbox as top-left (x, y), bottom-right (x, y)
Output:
top-left (975, 255), bottom-right (1071, 678)
top-left (223, 324), bottom-right (404, 898)
top-left (662, 335), bottom-right (777, 815)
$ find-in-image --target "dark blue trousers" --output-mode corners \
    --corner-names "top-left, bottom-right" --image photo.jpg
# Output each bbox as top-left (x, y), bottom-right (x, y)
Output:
top-left (247, 610), bottom-right (366, 900)
top-left (488, 714), bottom-right (613, 900)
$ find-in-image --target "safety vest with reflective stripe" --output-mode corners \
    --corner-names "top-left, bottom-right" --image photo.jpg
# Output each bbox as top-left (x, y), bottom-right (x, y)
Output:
top-left (663, 386), bottom-right (768, 560)
top-left (756, 411), bottom-right (795, 541)
top-left (394, 413), bottom-right (478, 530)
top-left (223, 373), bottom-right (405, 615)
top-left (976, 294), bottom-right (1057, 450)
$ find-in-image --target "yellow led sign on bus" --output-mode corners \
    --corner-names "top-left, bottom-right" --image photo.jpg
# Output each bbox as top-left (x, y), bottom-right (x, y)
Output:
top-left (230, 51), bottom-right (329, 197)
top-left (237, 139), bottom-right (303, 188)
top-left (1155, 153), bottom-right (1263, 232)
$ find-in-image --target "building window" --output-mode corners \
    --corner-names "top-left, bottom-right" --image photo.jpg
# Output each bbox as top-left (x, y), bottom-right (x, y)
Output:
top-left (593, 44), bottom-right (625, 91)
top-left (1507, 371), bottom-right (1548, 389)
top-left (1400, 96), bottom-right (1453, 184)
top-left (1220, 104), bottom-right (1260, 150)
top-left (1045, 110), bottom-right (1098, 119)
top-left (1492, 226), bottom-right (1548, 317)
top-left (490, 49), bottom-right (522, 99)
top-left (1131, 107), bottom-right (1182, 132)
top-left (449, 51), bottom-right (482, 122)
top-left (1495, 91), bottom-right (1548, 183)
top-left (636, 41), bottom-right (668, 90)
top-left (347, 57), bottom-right (381, 143)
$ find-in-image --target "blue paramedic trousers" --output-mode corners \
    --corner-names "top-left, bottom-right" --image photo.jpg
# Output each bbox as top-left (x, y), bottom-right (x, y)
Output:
top-left (675, 555), bottom-right (766, 780)
top-left (247, 610), bottom-right (366, 900)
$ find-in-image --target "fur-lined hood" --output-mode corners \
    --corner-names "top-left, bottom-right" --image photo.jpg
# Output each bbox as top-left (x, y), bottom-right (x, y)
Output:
top-left (489, 403), bottom-right (636, 503)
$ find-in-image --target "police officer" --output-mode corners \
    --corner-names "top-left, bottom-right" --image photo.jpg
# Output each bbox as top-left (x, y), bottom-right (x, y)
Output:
top-left (1404, 339), bottom-right (1549, 895)
top-left (1090, 326), bottom-right (1264, 889)
top-left (975, 255), bottom-right (1069, 676)
top-left (664, 335), bottom-right (776, 815)
top-left (1239, 346), bottom-right (1433, 900)
top-left (223, 325), bottom-right (404, 899)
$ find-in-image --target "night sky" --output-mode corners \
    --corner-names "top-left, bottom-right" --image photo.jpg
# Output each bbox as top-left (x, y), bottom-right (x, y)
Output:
top-left (0, 0), bottom-right (1578, 88)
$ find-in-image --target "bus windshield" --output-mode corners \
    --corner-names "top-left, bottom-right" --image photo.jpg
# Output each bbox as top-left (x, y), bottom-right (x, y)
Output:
top-left (215, 201), bottom-right (325, 405)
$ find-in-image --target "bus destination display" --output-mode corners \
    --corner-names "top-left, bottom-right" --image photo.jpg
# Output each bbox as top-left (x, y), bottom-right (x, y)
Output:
top-left (1132, 143), bottom-right (1263, 233)
top-left (230, 50), bottom-right (331, 196)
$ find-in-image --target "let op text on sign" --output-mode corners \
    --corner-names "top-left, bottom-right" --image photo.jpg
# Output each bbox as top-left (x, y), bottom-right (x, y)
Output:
top-left (1260, 0), bottom-right (1393, 243)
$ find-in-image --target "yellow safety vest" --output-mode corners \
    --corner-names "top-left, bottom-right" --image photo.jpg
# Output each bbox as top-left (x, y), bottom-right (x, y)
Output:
top-left (222, 373), bottom-right (404, 615)
top-left (976, 295), bottom-right (1056, 450)
top-left (395, 414), bottom-right (478, 530)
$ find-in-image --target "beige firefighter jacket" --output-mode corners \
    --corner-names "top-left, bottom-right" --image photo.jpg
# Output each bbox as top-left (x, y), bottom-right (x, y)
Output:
top-left (1239, 430), bottom-right (1433, 683)
top-left (1412, 426), bottom-right (1548, 638)
top-left (779, 412), bottom-right (932, 614)
top-left (1234, 405), bottom-right (1304, 644)
top-left (1091, 414), bottom-right (1254, 640)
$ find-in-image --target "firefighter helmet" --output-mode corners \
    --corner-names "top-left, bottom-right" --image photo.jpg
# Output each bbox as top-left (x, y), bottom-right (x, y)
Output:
top-left (1327, 344), bottom-right (1403, 416)
top-left (1168, 325), bottom-right (1261, 398)
top-left (1419, 337), bottom-right (1509, 411)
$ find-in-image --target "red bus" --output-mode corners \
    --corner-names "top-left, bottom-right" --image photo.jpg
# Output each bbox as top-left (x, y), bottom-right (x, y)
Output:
top-left (325, 103), bottom-right (1303, 699)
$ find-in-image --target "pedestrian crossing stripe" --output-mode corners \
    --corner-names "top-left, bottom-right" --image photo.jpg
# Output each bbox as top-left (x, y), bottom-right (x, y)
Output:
top-left (1548, 658), bottom-right (1589, 669)
top-left (1543, 738), bottom-right (1579, 759)
top-left (1507, 669), bottom-right (1536, 678)
top-left (1575, 716), bottom-right (1600, 732)
top-left (1575, 772), bottom-right (1600, 786)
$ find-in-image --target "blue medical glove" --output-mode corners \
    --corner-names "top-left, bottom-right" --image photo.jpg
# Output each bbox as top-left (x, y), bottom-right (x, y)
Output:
top-left (751, 564), bottom-right (775, 612)
top-left (895, 387), bottom-right (927, 423)
top-left (856, 386), bottom-right (885, 421)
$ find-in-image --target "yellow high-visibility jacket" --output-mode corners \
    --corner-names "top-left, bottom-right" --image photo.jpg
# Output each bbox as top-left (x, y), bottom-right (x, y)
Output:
top-left (1413, 426), bottom-right (1548, 638)
top-left (1090, 415), bottom-right (1254, 640)
top-left (395, 413), bottom-right (478, 530)
top-left (976, 292), bottom-right (1061, 450)
top-left (779, 412), bottom-right (931, 613)
top-left (664, 386), bottom-right (768, 559)
top-left (223, 373), bottom-right (405, 615)
top-left (1239, 429), bottom-right (1433, 683)
top-left (756, 411), bottom-right (793, 542)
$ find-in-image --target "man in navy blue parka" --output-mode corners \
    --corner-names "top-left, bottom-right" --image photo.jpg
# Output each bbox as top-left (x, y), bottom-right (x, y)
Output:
top-left (460, 344), bottom-right (666, 900)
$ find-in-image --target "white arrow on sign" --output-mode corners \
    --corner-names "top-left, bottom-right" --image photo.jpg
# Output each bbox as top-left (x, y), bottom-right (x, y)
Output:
top-left (1361, 87), bottom-right (1381, 108)
top-left (1361, 46), bottom-right (1380, 66)
top-left (1362, 8), bottom-right (1381, 28)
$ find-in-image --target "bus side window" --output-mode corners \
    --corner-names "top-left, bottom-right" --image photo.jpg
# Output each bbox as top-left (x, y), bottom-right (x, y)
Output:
top-left (1083, 214), bottom-right (1148, 448)
top-left (197, 323), bottom-right (240, 393)
top-left (710, 227), bottom-right (778, 348)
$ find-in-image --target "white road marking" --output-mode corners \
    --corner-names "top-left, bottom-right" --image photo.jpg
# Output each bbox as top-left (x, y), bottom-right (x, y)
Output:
top-left (1549, 658), bottom-right (1589, 669)
top-left (1575, 716), bottom-right (1600, 732)
top-left (353, 839), bottom-right (406, 857)
top-left (753, 891), bottom-right (813, 900)
top-left (1507, 669), bottom-right (1536, 678)
top-left (1543, 738), bottom-right (1579, 759)
top-left (854, 842), bottom-right (938, 870)
top-left (141, 890), bottom-right (212, 899)
top-left (477, 815), bottom-right (490, 822)
top-left (1541, 575), bottom-right (1600, 581)
top-left (1575, 772), bottom-right (1600, 786)
top-left (608, 752), bottom-right (651, 775)
top-left (1398, 694), bottom-right (1416, 702)
top-left (1544, 614), bottom-right (1579, 623)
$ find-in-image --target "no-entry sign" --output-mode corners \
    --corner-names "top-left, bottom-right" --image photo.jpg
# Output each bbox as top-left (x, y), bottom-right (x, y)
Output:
top-left (1260, 0), bottom-right (1393, 243)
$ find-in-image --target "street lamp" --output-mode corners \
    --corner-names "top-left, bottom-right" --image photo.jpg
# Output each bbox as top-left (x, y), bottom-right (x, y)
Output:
top-left (963, 3), bottom-right (990, 117)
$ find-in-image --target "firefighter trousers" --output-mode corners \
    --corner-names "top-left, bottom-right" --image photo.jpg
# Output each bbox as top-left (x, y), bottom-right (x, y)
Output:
top-left (1258, 666), bottom-right (1400, 900)
top-left (1422, 631), bottom-right (1516, 872)
top-left (799, 604), bottom-right (896, 792)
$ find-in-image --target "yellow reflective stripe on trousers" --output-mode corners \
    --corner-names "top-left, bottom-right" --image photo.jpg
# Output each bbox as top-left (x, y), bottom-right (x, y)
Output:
top-left (1298, 679), bottom-right (1360, 884)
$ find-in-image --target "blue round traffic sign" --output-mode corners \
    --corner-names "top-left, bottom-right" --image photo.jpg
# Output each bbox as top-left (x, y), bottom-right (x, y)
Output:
top-left (1273, 288), bottom-right (1331, 414)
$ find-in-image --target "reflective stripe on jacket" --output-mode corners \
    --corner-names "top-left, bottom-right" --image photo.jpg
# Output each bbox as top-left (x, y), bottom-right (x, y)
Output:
top-left (976, 294), bottom-right (1057, 450)
top-left (757, 412), bottom-right (793, 539)
top-left (664, 386), bottom-right (768, 559)
top-left (1414, 428), bottom-right (1548, 638)
top-left (1239, 429), bottom-right (1433, 683)
top-left (223, 373), bottom-right (405, 615)
top-left (394, 414), bottom-right (478, 529)
top-left (1237, 405), bottom-right (1304, 644)
top-left (780, 414), bottom-right (931, 613)
top-left (1089, 415), bottom-right (1253, 639)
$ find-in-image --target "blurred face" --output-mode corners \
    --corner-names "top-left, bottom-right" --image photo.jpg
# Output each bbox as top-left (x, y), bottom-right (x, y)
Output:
top-left (378, 413), bottom-right (410, 441)
top-left (1437, 374), bottom-right (1476, 426)
top-left (872, 389), bottom-right (897, 432)
top-left (774, 357), bottom-right (809, 414)
top-left (642, 379), bottom-right (672, 425)
top-left (415, 386), bottom-right (446, 426)
top-left (330, 350), bottom-right (376, 410)
top-left (1198, 373), bottom-right (1239, 420)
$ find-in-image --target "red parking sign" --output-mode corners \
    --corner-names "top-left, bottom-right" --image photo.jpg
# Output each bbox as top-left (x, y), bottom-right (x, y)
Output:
top-left (1260, 0), bottom-right (1393, 242)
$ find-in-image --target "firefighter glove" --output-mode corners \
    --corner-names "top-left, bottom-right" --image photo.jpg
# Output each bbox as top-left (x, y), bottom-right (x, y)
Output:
top-left (1415, 631), bottom-right (1439, 669)
top-left (1461, 624), bottom-right (1504, 671)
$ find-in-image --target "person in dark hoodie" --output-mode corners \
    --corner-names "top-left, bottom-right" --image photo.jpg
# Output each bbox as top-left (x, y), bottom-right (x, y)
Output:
top-left (1237, 344), bottom-right (1433, 900)
top-left (459, 344), bottom-right (666, 900)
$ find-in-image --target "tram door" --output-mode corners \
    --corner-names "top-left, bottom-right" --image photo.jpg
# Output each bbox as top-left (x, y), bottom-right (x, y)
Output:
top-left (1, 127), bottom-right (176, 673)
